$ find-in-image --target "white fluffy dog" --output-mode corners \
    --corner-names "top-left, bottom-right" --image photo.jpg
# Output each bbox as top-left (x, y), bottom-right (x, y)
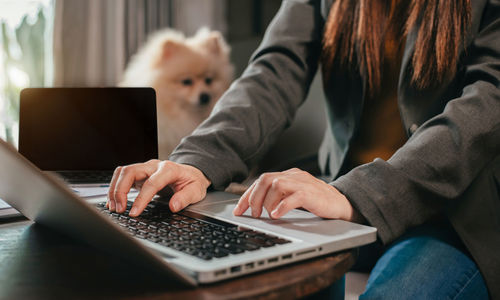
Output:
top-left (121, 28), bottom-right (234, 159)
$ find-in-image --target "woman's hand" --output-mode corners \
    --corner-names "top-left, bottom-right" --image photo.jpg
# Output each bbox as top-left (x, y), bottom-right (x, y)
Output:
top-left (233, 168), bottom-right (362, 222)
top-left (107, 159), bottom-right (211, 217)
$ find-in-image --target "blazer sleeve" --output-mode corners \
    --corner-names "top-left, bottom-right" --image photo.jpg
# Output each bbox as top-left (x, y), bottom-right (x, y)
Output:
top-left (332, 1), bottom-right (500, 244)
top-left (169, 0), bottom-right (324, 189)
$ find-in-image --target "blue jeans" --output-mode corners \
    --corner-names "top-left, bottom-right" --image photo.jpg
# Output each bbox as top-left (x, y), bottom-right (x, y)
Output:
top-left (358, 220), bottom-right (489, 299)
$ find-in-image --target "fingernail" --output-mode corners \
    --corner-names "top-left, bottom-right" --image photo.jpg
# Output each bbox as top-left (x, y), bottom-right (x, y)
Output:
top-left (116, 203), bottom-right (122, 212)
top-left (233, 205), bottom-right (240, 215)
top-left (109, 201), bottom-right (115, 211)
top-left (172, 201), bottom-right (179, 212)
top-left (130, 207), bottom-right (138, 216)
top-left (271, 209), bottom-right (279, 218)
top-left (252, 210), bottom-right (259, 218)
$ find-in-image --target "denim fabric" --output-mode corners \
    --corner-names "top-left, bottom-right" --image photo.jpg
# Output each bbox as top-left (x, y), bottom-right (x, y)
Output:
top-left (359, 222), bottom-right (489, 299)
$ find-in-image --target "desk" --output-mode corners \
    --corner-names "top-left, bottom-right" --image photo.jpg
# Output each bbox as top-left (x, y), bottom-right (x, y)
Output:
top-left (0, 220), bottom-right (355, 299)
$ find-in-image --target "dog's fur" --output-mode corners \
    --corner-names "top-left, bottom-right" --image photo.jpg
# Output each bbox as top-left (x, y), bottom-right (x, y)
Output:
top-left (121, 28), bottom-right (233, 159)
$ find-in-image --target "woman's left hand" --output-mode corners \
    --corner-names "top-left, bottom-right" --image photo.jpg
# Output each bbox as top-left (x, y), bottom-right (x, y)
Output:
top-left (233, 168), bottom-right (362, 222)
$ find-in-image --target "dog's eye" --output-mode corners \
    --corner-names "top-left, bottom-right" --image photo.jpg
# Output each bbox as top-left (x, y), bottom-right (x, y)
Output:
top-left (205, 77), bottom-right (213, 85)
top-left (182, 78), bottom-right (193, 86)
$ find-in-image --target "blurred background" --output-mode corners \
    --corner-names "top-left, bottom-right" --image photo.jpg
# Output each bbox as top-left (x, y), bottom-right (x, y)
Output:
top-left (0, 0), bottom-right (325, 172)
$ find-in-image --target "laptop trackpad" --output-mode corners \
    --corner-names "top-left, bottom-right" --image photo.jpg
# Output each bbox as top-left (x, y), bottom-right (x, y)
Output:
top-left (186, 196), bottom-right (365, 243)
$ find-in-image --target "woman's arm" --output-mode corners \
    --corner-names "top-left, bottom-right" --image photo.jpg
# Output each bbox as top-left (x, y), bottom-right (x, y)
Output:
top-left (332, 1), bottom-right (500, 245)
top-left (169, 0), bottom-right (324, 190)
top-left (108, 0), bottom-right (325, 216)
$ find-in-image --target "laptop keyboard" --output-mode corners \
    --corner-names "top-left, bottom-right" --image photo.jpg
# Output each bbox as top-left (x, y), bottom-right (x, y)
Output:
top-left (95, 201), bottom-right (291, 260)
top-left (57, 171), bottom-right (113, 184)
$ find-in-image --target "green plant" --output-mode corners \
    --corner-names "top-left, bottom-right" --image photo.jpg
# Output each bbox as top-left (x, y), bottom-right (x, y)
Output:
top-left (1, 9), bottom-right (46, 145)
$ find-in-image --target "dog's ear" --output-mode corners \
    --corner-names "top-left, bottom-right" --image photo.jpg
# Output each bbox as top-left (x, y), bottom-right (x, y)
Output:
top-left (202, 32), bottom-right (230, 56)
top-left (154, 40), bottom-right (181, 66)
top-left (162, 40), bottom-right (181, 59)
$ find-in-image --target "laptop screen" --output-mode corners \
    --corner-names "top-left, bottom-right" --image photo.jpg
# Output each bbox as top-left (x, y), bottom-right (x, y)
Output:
top-left (19, 87), bottom-right (158, 171)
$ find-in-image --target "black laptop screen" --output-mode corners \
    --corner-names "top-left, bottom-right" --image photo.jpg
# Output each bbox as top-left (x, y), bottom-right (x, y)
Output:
top-left (19, 88), bottom-right (158, 171)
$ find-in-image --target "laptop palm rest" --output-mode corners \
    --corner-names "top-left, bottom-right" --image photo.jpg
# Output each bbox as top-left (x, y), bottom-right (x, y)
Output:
top-left (187, 196), bottom-right (376, 246)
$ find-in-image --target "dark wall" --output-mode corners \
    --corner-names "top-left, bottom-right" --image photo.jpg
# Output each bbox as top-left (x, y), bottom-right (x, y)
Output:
top-left (226, 0), bottom-right (282, 76)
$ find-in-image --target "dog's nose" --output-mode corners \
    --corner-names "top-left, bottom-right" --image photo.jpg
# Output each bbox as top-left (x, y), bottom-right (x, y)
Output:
top-left (199, 93), bottom-right (211, 106)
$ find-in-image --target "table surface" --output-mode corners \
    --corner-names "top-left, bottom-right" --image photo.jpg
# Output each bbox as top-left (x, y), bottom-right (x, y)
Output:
top-left (0, 219), bottom-right (355, 300)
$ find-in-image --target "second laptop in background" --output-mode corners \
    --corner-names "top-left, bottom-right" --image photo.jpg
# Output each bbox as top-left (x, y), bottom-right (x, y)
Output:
top-left (18, 87), bottom-right (158, 184)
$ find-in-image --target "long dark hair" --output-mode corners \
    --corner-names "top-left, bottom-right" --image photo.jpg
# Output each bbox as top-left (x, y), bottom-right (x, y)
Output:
top-left (321, 0), bottom-right (471, 94)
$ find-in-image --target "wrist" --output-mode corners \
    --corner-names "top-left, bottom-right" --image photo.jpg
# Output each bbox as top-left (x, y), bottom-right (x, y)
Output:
top-left (186, 165), bottom-right (211, 189)
top-left (341, 195), bottom-right (366, 224)
top-left (331, 186), bottom-right (366, 223)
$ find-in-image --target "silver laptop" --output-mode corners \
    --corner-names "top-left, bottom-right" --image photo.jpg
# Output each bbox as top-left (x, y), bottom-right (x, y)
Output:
top-left (0, 138), bottom-right (377, 285)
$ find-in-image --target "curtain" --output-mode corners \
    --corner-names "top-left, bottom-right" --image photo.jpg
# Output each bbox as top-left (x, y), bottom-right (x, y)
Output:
top-left (171, 0), bottom-right (226, 37)
top-left (53, 0), bottom-right (226, 87)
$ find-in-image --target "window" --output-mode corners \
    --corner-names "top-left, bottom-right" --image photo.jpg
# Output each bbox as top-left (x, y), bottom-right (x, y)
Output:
top-left (0, 0), bottom-right (53, 147)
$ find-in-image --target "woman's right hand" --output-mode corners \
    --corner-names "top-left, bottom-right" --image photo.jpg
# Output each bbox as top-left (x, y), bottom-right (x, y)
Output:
top-left (106, 159), bottom-right (211, 217)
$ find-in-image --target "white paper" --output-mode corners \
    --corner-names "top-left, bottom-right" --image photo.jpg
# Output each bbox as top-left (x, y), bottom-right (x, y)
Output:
top-left (0, 186), bottom-right (138, 212)
top-left (0, 199), bottom-right (10, 209)
top-left (70, 185), bottom-right (111, 198)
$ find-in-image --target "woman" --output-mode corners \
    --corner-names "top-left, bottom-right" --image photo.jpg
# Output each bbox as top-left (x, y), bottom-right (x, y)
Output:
top-left (107, 0), bottom-right (499, 298)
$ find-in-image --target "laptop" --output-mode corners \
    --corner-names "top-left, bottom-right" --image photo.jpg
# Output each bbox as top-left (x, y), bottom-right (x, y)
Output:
top-left (0, 138), bottom-right (377, 285)
top-left (18, 87), bottom-right (158, 184)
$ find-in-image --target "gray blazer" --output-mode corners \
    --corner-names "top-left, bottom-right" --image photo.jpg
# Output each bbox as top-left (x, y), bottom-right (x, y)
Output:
top-left (170, 0), bottom-right (500, 296)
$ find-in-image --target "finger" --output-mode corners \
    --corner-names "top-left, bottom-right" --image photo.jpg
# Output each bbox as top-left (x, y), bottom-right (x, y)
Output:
top-left (248, 172), bottom-right (279, 218)
top-left (129, 163), bottom-right (176, 216)
top-left (263, 177), bottom-right (294, 218)
top-left (107, 166), bottom-right (122, 212)
top-left (270, 191), bottom-right (304, 219)
top-left (233, 183), bottom-right (255, 216)
top-left (169, 185), bottom-right (205, 213)
top-left (114, 164), bottom-right (153, 213)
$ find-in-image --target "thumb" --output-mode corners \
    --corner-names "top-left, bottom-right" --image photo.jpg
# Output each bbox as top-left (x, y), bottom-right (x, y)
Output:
top-left (169, 185), bottom-right (205, 212)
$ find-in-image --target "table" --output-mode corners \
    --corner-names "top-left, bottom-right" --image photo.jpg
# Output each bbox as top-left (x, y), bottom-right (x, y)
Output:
top-left (0, 219), bottom-right (355, 299)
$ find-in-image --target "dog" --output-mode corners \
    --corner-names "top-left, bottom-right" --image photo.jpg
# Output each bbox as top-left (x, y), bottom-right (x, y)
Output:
top-left (121, 28), bottom-right (234, 159)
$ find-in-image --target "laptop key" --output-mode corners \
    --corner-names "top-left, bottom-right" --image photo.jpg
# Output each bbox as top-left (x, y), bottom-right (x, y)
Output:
top-left (272, 238), bottom-right (291, 244)
top-left (147, 236), bottom-right (160, 243)
top-left (213, 247), bottom-right (230, 258)
top-left (136, 233), bottom-right (147, 239)
top-left (195, 251), bottom-right (213, 260)
top-left (183, 248), bottom-right (197, 255)
top-left (239, 243), bottom-right (260, 251)
top-left (160, 240), bottom-right (173, 247)
top-left (246, 237), bottom-right (276, 248)
top-left (224, 244), bottom-right (245, 254)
